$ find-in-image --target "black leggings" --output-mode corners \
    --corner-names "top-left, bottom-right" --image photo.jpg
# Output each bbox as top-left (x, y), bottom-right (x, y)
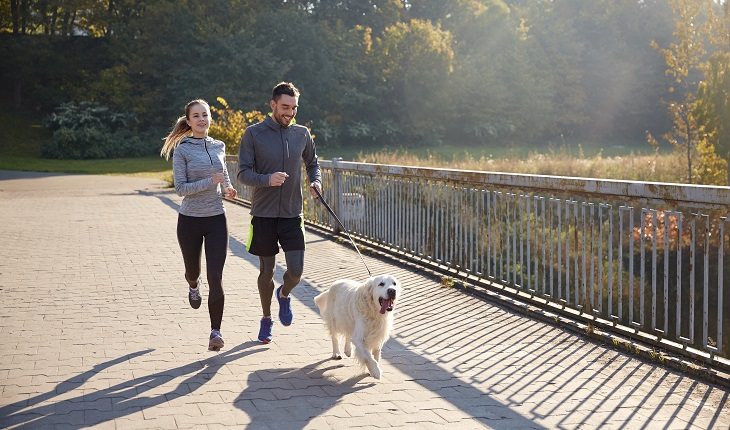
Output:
top-left (177, 213), bottom-right (228, 330)
top-left (258, 250), bottom-right (304, 317)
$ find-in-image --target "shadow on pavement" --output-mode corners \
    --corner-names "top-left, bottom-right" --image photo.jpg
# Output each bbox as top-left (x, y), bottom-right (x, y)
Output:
top-left (138, 187), bottom-right (547, 428)
top-left (234, 359), bottom-right (375, 429)
top-left (0, 342), bottom-right (264, 429)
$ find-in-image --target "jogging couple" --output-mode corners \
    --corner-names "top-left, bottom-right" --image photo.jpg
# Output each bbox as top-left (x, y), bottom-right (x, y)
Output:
top-left (161, 82), bottom-right (321, 350)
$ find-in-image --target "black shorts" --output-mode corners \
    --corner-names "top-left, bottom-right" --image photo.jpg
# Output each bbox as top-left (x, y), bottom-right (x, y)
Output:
top-left (246, 216), bottom-right (305, 256)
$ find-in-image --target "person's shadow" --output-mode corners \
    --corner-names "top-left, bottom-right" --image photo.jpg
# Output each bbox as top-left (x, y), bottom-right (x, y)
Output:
top-left (0, 342), bottom-right (264, 429)
top-left (233, 359), bottom-right (375, 429)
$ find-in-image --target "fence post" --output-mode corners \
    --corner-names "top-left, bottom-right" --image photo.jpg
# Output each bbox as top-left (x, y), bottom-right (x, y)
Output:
top-left (332, 157), bottom-right (343, 235)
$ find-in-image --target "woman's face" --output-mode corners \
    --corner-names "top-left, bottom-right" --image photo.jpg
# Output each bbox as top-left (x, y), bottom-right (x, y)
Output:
top-left (186, 103), bottom-right (210, 137)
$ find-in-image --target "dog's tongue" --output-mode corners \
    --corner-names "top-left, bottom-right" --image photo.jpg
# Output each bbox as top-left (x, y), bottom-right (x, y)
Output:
top-left (379, 298), bottom-right (393, 314)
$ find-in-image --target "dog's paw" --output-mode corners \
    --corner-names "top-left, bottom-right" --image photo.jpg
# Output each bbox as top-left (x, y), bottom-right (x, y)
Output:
top-left (367, 362), bottom-right (382, 380)
top-left (331, 354), bottom-right (342, 360)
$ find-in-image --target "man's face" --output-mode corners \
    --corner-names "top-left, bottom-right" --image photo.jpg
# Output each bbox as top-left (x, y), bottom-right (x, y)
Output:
top-left (270, 94), bottom-right (298, 127)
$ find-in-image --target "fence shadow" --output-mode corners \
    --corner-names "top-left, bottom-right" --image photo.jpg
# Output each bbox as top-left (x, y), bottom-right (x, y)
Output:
top-left (296, 228), bottom-right (730, 429)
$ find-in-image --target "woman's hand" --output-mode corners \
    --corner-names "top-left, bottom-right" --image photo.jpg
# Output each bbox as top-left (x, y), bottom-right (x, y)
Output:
top-left (211, 172), bottom-right (225, 184)
top-left (225, 186), bottom-right (237, 199)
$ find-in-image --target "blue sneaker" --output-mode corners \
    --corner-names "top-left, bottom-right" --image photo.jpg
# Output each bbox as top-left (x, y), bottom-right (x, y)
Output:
top-left (276, 286), bottom-right (293, 326)
top-left (258, 317), bottom-right (273, 344)
top-left (208, 329), bottom-right (224, 351)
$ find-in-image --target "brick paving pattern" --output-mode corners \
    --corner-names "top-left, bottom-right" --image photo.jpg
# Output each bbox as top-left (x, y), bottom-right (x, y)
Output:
top-left (0, 170), bottom-right (728, 429)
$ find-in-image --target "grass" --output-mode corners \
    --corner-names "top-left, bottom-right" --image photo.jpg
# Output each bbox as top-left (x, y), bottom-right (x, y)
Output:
top-left (0, 108), bottom-right (173, 181)
top-left (317, 138), bottom-right (663, 162)
top-left (0, 156), bottom-right (172, 179)
top-left (352, 147), bottom-right (693, 183)
top-left (0, 130), bottom-right (688, 184)
top-left (318, 140), bottom-right (708, 184)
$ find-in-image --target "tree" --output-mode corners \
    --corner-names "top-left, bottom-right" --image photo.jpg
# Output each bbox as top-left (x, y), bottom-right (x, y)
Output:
top-left (0, 0), bottom-right (132, 36)
top-left (444, 1), bottom-right (544, 143)
top-left (307, 0), bottom-right (405, 34)
top-left (2, 0), bottom-right (714, 157)
top-left (694, 1), bottom-right (730, 184)
top-left (695, 53), bottom-right (730, 184)
top-left (504, 0), bottom-right (588, 141)
top-left (209, 97), bottom-right (264, 154)
top-left (368, 19), bottom-right (455, 145)
top-left (651, 0), bottom-right (717, 184)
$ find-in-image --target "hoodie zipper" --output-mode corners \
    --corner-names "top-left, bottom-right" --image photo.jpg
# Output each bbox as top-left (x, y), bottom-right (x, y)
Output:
top-left (204, 139), bottom-right (213, 165)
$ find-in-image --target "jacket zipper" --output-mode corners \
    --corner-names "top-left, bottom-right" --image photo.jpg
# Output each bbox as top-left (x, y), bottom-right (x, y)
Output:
top-left (278, 129), bottom-right (286, 217)
top-left (204, 139), bottom-right (220, 195)
top-left (204, 139), bottom-right (213, 165)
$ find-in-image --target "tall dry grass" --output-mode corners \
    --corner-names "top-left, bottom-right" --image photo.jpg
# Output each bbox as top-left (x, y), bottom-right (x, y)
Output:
top-left (355, 148), bottom-right (693, 184)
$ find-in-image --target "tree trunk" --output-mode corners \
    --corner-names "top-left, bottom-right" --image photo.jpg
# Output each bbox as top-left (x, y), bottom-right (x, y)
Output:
top-left (20, 0), bottom-right (28, 34)
top-left (10, 0), bottom-right (19, 34)
top-left (685, 115), bottom-right (692, 184)
top-left (63, 11), bottom-right (76, 36)
top-left (49, 7), bottom-right (58, 36)
top-left (106, 0), bottom-right (115, 36)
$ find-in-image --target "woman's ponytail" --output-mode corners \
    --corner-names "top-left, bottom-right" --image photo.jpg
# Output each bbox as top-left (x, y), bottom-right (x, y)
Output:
top-left (160, 116), bottom-right (191, 160)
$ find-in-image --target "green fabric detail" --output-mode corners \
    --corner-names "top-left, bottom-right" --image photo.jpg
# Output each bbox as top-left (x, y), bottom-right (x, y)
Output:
top-left (246, 221), bottom-right (254, 251)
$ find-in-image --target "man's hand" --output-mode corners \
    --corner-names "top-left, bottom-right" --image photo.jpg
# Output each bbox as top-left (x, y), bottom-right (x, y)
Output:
top-left (269, 172), bottom-right (289, 187)
top-left (309, 181), bottom-right (322, 198)
top-left (225, 186), bottom-right (237, 199)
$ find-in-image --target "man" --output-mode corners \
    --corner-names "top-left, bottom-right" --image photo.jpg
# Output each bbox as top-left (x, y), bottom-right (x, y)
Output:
top-left (237, 82), bottom-right (322, 344)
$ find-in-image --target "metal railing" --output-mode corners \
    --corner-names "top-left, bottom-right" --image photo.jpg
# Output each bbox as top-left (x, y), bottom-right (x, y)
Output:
top-left (227, 156), bottom-right (730, 368)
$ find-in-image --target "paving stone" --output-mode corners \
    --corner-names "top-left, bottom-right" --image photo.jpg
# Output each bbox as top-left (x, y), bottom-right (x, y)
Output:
top-left (0, 171), bottom-right (728, 430)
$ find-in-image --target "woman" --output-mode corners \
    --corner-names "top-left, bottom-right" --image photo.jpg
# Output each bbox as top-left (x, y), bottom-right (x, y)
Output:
top-left (161, 99), bottom-right (237, 351)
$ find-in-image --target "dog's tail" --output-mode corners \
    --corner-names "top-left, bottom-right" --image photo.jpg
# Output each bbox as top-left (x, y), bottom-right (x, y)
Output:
top-left (313, 290), bottom-right (327, 314)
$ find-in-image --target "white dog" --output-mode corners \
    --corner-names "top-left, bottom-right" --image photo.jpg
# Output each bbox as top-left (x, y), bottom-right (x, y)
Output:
top-left (313, 274), bottom-right (401, 379)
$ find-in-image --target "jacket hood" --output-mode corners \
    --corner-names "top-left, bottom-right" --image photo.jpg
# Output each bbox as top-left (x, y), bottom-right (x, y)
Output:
top-left (181, 135), bottom-right (211, 145)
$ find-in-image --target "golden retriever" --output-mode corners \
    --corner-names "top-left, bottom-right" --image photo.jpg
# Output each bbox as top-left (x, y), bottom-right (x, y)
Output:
top-left (313, 275), bottom-right (401, 379)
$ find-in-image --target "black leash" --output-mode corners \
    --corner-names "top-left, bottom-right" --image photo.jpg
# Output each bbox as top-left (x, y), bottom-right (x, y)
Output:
top-left (312, 186), bottom-right (372, 277)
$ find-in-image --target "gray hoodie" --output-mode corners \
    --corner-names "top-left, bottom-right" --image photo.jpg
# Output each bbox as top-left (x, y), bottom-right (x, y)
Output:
top-left (173, 136), bottom-right (232, 217)
top-left (237, 115), bottom-right (321, 218)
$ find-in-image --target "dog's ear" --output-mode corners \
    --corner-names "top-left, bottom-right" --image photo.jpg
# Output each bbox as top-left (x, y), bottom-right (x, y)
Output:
top-left (366, 277), bottom-right (376, 295)
top-left (356, 277), bottom-right (376, 307)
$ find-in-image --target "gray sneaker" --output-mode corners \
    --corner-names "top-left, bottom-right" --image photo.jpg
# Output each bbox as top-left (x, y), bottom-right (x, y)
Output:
top-left (209, 330), bottom-right (224, 351)
top-left (188, 286), bottom-right (202, 309)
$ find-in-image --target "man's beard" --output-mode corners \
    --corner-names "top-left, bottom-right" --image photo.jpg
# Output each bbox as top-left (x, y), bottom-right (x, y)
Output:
top-left (274, 113), bottom-right (291, 127)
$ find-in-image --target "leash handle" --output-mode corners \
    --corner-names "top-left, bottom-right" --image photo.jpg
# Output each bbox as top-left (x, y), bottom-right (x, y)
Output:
top-left (313, 185), bottom-right (372, 277)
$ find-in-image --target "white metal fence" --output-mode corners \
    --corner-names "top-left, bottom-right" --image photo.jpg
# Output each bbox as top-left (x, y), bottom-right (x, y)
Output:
top-left (227, 156), bottom-right (730, 368)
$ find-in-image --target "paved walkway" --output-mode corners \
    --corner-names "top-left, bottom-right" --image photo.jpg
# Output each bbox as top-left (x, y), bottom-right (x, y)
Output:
top-left (0, 170), bottom-right (728, 430)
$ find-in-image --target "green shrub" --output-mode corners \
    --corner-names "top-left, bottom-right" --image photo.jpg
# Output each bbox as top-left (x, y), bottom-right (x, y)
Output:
top-left (209, 97), bottom-right (265, 155)
top-left (42, 102), bottom-right (155, 159)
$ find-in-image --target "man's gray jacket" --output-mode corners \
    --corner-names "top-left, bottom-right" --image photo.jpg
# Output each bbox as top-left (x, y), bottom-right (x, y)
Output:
top-left (237, 115), bottom-right (321, 218)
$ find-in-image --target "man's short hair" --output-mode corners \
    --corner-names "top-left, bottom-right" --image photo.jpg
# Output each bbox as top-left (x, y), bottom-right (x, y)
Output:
top-left (272, 82), bottom-right (300, 101)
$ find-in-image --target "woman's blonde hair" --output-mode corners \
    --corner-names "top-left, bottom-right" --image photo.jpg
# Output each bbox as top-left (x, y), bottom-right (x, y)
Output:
top-left (160, 99), bottom-right (210, 160)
